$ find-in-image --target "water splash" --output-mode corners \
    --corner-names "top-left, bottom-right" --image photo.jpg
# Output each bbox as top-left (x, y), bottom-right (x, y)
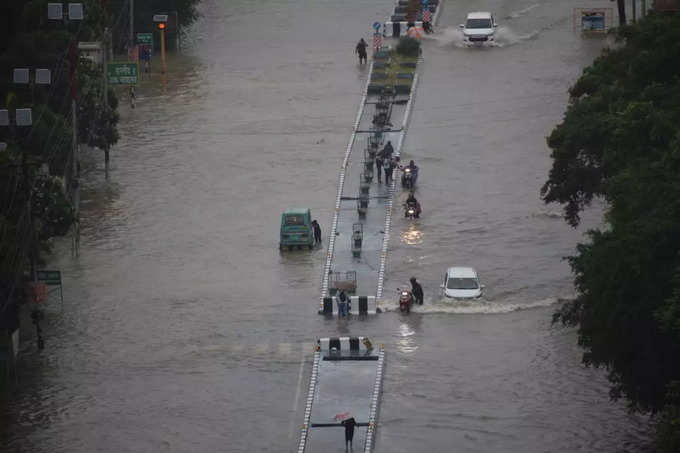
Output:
top-left (505, 4), bottom-right (541, 20)
top-left (377, 296), bottom-right (572, 314)
top-left (431, 26), bottom-right (468, 48)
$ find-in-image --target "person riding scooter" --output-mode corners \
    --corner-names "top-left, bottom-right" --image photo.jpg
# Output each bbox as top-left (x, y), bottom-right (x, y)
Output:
top-left (398, 288), bottom-right (413, 312)
top-left (400, 160), bottom-right (419, 188)
top-left (405, 192), bottom-right (422, 218)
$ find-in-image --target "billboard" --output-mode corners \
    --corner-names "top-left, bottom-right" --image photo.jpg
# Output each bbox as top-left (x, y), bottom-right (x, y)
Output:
top-left (574, 8), bottom-right (612, 33)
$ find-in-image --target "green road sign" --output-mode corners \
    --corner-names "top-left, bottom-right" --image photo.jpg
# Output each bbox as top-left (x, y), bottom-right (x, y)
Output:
top-left (136, 32), bottom-right (153, 48)
top-left (107, 62), bottom-right (138, 85)
top-left (36, 270), bottom-right (61, 286)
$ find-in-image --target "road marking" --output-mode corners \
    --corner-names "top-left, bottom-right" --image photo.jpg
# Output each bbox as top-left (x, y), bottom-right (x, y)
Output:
top-left (288, 350), bottom-right (307, 451)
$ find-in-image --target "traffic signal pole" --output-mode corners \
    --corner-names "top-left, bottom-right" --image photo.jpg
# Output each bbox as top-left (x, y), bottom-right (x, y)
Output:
top-left (159, 23), bottom-right (167, 74)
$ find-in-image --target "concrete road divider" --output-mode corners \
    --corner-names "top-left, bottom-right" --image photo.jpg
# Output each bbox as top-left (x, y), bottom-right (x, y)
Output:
top-left (319, 296), bottom-right (377, 315)
top-left (318, 336), bottom-right (374, 353)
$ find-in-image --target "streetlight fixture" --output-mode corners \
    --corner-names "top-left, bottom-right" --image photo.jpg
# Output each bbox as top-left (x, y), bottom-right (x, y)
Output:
top-left (47, 3), bottom-right (84, 20)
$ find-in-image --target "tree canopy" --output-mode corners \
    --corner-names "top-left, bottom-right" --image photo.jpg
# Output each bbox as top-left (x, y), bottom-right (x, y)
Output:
top-left (544, 12), bottom-right (680, 450)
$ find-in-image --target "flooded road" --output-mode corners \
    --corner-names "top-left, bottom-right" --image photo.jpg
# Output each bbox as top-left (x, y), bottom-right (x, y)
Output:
top-left (4, 0), bottom-right (651, 452)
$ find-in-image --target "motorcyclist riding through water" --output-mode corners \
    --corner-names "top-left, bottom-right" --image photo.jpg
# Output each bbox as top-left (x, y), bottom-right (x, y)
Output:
top-left (405, 192), bottom-right (422, 218)
top-left (398, 288), bottom-right (413, 312)
top-left (400, 160), bottom-right (419, 188)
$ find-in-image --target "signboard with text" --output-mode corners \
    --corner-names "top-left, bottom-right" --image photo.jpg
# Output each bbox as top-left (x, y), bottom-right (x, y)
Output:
top-left (107, 62), bottom-right (138, 85)
top-left (573, 8), bottom-right (612, 32)
top-left (136, 32), bottom-right (153, 51)
top-left (36, 270), bottom-right (61, 285)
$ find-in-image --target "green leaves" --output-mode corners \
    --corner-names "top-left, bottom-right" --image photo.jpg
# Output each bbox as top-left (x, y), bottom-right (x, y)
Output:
top-left (545, 13), bottom-right (680, 424)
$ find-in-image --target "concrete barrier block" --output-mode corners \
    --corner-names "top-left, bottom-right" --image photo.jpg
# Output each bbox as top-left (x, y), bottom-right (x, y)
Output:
top-left (349, 296), bottom-right (377, 314)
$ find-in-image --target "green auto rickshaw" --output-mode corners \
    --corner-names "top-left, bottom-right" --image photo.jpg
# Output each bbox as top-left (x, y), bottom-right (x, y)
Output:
top-left (280, 208), bottom-right (315, 250)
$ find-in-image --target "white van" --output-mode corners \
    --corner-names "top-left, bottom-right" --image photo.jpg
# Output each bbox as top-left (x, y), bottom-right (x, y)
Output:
top-left (459, 12), bottom-right (497, 45)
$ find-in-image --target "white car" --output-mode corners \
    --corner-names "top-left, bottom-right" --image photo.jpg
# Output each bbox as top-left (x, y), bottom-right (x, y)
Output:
top-left (459, 12), bottom-right (497, 45)
top-left (441, 267), bottom-right (484, 299)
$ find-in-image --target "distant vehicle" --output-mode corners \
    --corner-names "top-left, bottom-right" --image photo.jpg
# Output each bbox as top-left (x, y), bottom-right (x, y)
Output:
top-left (441, 267), bottom-right (484, 299)
top-left (459, 12), bottom-right (497, 45)
top-left (280, 208), bottom-right (314, 250)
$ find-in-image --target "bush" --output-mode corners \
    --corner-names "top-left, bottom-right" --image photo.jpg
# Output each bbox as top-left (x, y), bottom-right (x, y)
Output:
top-left (396, 37), bottom-right (420, 57)
top-left (656, 381), bottom-right (680, 453)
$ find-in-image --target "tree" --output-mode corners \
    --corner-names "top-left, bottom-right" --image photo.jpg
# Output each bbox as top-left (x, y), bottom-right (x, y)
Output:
top-left (0, 0), bottom-right (120, 325)
top-left (544, 12), bottom-right (680, 442)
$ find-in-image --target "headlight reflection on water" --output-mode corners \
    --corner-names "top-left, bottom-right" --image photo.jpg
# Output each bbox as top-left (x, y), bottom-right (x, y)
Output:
top-left (400, 224), bottom-right (423, 245)
top-left (396, 322), bottom-right (418, 354)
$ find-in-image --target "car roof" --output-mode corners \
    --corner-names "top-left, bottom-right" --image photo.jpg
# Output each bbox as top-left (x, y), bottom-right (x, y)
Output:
top-left (447, 267), bottom-right (478, 278)
top-left (283, 208), bottom-right (310, 215)
top-left (466, 12), bottom-right (493, 19)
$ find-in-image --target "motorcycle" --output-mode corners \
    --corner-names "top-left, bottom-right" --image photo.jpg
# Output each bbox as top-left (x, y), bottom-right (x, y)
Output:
top-left (404, 200), bottom-right (418, 219)
top-left (398, 288), bottom-right (413, 313)
top-left (401, 168), bottom-right (413, 189)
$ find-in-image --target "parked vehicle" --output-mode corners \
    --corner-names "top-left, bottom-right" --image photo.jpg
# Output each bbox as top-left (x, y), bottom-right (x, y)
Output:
top-left (441, 267), bottom-right (484, 299)
top-left (459, 12), bottom-right (497, 45)
top-left (280, 208), bottom-right (314, 250)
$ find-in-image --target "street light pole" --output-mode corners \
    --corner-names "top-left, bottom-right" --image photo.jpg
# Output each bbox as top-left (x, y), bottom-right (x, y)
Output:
top-left (103, 28), bottom-right (111, 177)
top-left (129, 0), bottom-right (134, 46)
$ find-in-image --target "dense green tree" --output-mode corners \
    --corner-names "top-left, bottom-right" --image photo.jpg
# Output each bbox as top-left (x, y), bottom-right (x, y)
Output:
top-left (544, 12), bottom-right (680, 448)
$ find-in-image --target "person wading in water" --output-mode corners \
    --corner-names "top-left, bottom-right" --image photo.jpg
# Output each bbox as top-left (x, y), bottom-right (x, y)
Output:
top-left (355, 38), bottom-right (368, 64)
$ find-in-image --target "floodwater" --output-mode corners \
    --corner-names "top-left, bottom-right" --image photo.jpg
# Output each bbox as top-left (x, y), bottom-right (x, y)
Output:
top-left (3, 0), bottom-right (651, 452)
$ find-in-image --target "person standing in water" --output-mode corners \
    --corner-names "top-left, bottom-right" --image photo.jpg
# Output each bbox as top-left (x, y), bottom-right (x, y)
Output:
top-left (355, 38), bottom-right (368, 64)
top-left (341, 417), bottom-right (357, 450)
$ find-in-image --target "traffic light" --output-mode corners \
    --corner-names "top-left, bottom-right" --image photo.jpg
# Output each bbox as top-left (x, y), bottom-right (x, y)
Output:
top-left (157, 22), bottom-right (165, 30)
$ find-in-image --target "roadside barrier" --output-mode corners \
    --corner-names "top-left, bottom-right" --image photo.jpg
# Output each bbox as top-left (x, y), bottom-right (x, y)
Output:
top-left (318, 336), bottom-right (373, 353)
top-left (319, 296), bottom-right (377, 315)
top-left (363, 345), bottom-right (385, 453)
top-left (297, 348), bottom-right (321, 453)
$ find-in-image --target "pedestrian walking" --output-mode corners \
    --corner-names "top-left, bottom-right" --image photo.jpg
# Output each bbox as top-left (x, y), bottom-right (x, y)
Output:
top-left (355, 38), bottom-right (368, 64)
top-left (341, 417), bottom-right (357, 451)
top-left (311, 220), bottom-right (322, 244)
top-left (129, 85), bottom-right (136, 109)
top-left (337, 290), bottom-right (349, 317)
top-left (384, 157), bottom-right (395, 185)
top-left (375, 154), bottom-right (384, 183)
top-left (381, 141), bottom-right (394, 158)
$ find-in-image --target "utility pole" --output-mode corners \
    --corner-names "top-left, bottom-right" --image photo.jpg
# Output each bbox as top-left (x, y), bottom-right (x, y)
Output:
top-left (103, 28), bottom-right (111, 177)
top-left (48, 3), bottom-right (83, 256)
top-left (69, 42), bottom-right (80, 257)
top-left (129, 0), bottom-right (134, 47)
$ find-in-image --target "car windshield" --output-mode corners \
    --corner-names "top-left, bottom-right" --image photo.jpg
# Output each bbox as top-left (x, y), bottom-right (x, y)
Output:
top-left (447, 277), bottom-right (479, 290)
top-left (285, 215), bottom-right (305, 226)
top-left (466, 18), bottom-right (492, 28)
